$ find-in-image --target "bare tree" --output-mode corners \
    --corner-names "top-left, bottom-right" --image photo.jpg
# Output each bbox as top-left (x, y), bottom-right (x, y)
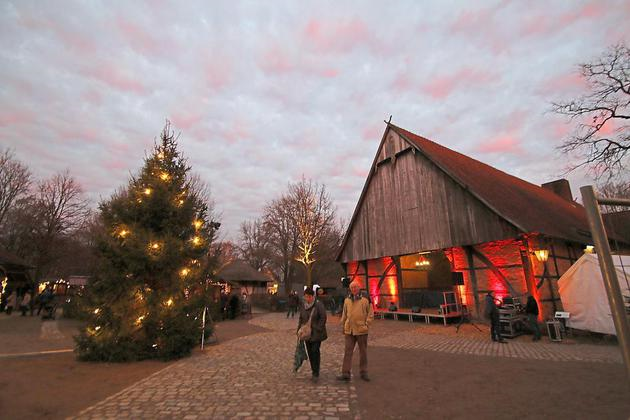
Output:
top-left (238, 219), bottom-right (273, 273)
top-left (552, 43), bottom-right (629, 180)
top-left (263, 195), bottom-right (299, 292)
top-left (286, 178), bottom-right (336, 287)
top-left (30, 170), bottom-right (90, 281)
top-left (597, 180), bottom-right (630, 213)
top-left (0, 148), bottom-right (31, 228)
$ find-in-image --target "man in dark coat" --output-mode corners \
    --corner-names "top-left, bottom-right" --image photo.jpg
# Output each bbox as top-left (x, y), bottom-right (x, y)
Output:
top-left (526, 295), bottom-right (541, 341)
top-left (485, 291), bottom-right (506, 343)
top-left (297, 288), bottom-right (327, 382)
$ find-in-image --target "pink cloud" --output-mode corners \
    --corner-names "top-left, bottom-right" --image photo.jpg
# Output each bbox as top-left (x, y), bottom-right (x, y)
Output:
top-left (391, 73), bottom-right (413, 92)
top-left (558, 2), bottom-right (605, 27)
top-left (259, 46), bottom-right (294, 74)
top-left (538, 72), bottom-right (587, 95)
top-left (204, 60), bottom-right (232, 90)
top-left (116, 18), bottom-right (162, 55)
top-left (476, 136), bottom-right (525, 155)
top-left (82, 90), bottom-right (103, 106)
top-left (171, 113), bottom-right (203, 131)
top-left (19, 15), bottom-right (96, 54)
top-left (302, 18), bottom-right (370, 53)
top-left (449, 3), bottom-right (511, 54)
top-left (422, 67), bottom-right (496, 99)
top-left (362, 123), bottom-right (384, 142)
top-left (84, 63), bottom-right (148, 94)
top-left (0, 110), bottom-right (34, 127)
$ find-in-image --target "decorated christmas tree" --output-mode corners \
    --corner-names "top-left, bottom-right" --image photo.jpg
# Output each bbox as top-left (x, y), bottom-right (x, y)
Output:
top-left (75, 123), bottom-right (218, 361)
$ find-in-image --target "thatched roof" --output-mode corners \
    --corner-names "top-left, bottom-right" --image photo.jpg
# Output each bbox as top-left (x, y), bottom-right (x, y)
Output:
top-left (216, 260), bottom-right (270, 283)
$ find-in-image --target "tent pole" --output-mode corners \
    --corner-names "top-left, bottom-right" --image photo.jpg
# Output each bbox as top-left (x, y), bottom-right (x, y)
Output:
top-left (581, 186), bottom-right (630, 382)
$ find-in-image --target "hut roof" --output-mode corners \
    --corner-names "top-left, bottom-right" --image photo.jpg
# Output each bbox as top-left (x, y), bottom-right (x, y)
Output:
top-left (0, 247), bottom-right (32, 270)
top-left (216, 260), bottom-right (270, 283)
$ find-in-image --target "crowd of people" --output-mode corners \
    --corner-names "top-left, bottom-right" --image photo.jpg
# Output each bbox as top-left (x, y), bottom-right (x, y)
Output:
top-left (2, 284), bottom-right (56, 318)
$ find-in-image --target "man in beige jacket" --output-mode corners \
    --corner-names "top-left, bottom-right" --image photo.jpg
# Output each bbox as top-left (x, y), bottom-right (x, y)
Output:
top-left (337, 280), bottom-right (374, 381)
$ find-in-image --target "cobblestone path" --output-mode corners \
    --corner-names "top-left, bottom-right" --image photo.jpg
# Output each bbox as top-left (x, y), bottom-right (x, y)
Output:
top-left (72, 313), bottom-right (622, 419)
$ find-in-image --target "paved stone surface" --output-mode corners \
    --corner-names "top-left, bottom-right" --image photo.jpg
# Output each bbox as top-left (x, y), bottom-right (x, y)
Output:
top-left (72, 326), bottom-right (358, 419)
top-left (72, 313), bottom-right (622, 419)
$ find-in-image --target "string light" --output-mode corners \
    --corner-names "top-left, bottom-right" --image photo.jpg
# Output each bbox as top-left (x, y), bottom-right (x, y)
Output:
top-left (149, 242), bottom-right (160, 251)
top-left (93, 308), bottom-right (100, 315)
top-left (157, 152), bottom-right (164, 160)
top-left (192, 236), bottom-right (201, 246)
top-left (180, 268), bottom-right (190, 276)
top-left (193, 220), bottom-right (203, 229)
top-left (160, 172), bottom-right (170, 181)
top-left (178, 199), bottom-right (184, 206)
top-left (136, 315), bottom-right (145, 325)
top-left (118, 229), bottom-right (129, 238)
top-left (144, 188), bottom-right (152, 196)
top-left (165, 298), bottom-right (174, 307)
top-left (95, 326), bottom-right (101, 331)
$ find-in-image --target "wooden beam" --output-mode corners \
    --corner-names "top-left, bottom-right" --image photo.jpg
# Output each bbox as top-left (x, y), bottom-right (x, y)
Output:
top-left (463, 246), bottom-right (480, 316)
top-left (393, 256), bottom-right (404, 307)
top-left (470, 246), bottom-right (519, 296)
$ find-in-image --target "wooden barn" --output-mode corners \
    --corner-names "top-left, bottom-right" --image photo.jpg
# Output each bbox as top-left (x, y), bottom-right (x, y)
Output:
top-left (336, 123), bottom-right (621, 321)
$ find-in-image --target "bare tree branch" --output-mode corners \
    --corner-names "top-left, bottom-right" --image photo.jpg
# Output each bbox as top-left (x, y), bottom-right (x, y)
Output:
top-left (552, 42), bottom-right (630, 181)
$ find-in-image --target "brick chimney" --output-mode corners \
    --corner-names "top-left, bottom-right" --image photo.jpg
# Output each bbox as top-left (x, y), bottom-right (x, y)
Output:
top-left (541, 179), bottom-right (573, 201)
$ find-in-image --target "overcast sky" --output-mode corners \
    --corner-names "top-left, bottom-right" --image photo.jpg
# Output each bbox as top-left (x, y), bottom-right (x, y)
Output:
top-left (1, 0), bottom-right (628, 240)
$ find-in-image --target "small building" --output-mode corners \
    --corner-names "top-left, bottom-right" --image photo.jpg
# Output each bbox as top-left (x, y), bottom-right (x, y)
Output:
top-left (216, 260), bottom-right (272, 295)
top-left (0, 247), bottom-right (32, 292)
top-left (336, 123), bottom-right (626, 320)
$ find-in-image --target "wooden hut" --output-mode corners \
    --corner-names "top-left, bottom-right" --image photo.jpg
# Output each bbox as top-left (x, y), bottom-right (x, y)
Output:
top-left (216, 260), bottom-right (272, 295)
top-left (336, 123), bottom-right (622, 321)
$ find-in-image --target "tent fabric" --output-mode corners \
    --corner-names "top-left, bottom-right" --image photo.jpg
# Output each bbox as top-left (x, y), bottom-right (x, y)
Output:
top-left (558, 253), bottom-right (630, 335)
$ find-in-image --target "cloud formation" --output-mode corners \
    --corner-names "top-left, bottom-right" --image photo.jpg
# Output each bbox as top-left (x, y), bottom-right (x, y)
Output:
top-left (1, 0), bottom-right (628, 239)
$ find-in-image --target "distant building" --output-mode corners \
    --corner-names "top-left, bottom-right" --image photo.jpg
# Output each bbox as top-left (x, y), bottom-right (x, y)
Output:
top-left (216, 260), bottom-right (272, 295)
top-left (336, 123), bottom-right (627, 320)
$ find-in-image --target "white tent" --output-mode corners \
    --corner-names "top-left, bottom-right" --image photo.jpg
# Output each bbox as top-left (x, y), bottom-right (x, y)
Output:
top-left (558, 253), bottom-right (630, 335)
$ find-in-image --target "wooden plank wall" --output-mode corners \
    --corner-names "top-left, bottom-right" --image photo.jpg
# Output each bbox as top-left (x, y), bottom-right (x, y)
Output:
top-left (340, 130), bottom-right (521, 263)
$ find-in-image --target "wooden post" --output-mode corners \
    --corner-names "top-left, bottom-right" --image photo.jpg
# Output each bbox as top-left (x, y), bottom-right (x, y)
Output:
top-left (463, 246), bottom-right (480, 317)
top-left (393, 256), bottom-right (405, 308)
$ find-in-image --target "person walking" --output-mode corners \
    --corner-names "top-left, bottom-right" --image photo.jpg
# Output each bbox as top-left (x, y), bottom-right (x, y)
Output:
top-left (337, 280), bottom-right (374, 382)
top-left (287, 291), bottom-right (298, 318)
top-left (6, 290), bottom-right (17, 315)
top-left (485, 291), bottom-right (506, 343)
top-left (297, 288), bottom-right (327, 382)
top-left (526, 295), bottom-right (542, 341)
top-left (20, 290), bottom-right (31, 316)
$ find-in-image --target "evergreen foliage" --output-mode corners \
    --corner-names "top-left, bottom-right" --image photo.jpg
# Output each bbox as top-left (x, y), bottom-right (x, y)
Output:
top-left (75, 123), bottom-right (217, 361)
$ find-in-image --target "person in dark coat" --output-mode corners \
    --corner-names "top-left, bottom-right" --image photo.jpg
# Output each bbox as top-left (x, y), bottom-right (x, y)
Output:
top-left (297, 288), bottom-right (327, 382)
top-left (526, 295), bottom-right (542, 341)
top-left (485, 291), bottom-right (506, 343)
top-left (287, 291), bottom-right (299, 318)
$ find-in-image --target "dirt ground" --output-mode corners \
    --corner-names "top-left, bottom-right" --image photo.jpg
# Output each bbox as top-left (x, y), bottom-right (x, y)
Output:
top-left (0, 314), bottom-right (267, 420)
top-left (355, 346), bottom-right (630, 420)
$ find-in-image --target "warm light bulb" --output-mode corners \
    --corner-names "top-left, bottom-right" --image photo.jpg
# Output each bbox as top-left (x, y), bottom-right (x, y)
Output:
top-left (118, 229), bottom-right (129, 238)
top-left (136, 315), bottom-right (145, 325)
top-left (165, 298), bottom-right (174, 307)
top-left (160, 172), bottom-right (170, 181)
top-left (157, 152), bottom-right (164, 159)
top-left (150, 242), bottom-right (160, 250)
top-left (192, 236), bottom-right (201, 246)
top-left (93, 308), bottom-right (100, 315)
top-left (144, 188), bottom-right (152, 195)
top-left (94, 326), bottom-right (101, 331)
top-left (193, 220), bottom-right (203, 229)
top-left (178, 199), bottom-right (184, 205)
top-left (180, 268), bottom-right (190, 276)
